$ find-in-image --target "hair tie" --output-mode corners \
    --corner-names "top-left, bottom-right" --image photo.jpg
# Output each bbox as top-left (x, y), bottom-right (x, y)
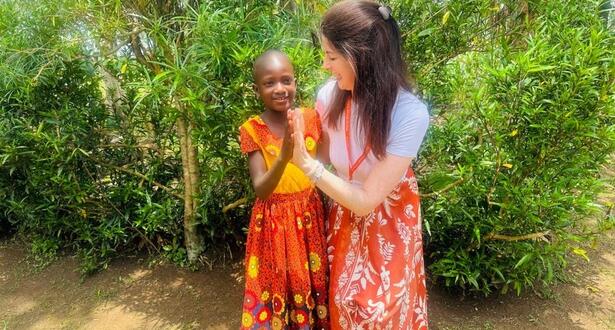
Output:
top-left (378, 5), bottom-right (392, 20)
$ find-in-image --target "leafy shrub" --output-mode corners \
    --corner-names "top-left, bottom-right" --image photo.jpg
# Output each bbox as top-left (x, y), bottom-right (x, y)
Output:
top-left (414, 0), bottom-right (614, 294)
top-left (0, 0), bottom-right (325, 273)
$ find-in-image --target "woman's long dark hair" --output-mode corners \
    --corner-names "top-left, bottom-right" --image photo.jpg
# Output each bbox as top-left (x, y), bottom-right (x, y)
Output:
top-left (321, 0), bottom-right (409, 159)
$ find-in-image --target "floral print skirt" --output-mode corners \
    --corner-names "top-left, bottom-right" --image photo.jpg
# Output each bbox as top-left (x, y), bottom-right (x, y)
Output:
top-left (241, 189), bottom-right (329, 329)
top-left (327, 168), bottom-right (428, 329)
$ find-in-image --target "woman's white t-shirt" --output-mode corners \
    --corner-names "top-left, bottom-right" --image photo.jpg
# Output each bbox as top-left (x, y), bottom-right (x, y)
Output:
top-left (315, 80), bottom-right (430, 185)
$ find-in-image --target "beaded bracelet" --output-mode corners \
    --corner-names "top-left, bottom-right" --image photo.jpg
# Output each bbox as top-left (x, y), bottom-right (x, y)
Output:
top-left (306, 160), bottom-right (325, 183)
top-left (312, 162), bottom-right (325, 182)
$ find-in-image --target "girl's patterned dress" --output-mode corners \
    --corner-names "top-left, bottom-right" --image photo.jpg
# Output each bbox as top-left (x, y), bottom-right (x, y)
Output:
top-left (239, 108), bottom-right (329, 330)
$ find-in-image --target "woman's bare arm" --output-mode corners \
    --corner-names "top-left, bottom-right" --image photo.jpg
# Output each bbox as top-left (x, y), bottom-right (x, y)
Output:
top-left (289, 109), bottom-right (412, 216)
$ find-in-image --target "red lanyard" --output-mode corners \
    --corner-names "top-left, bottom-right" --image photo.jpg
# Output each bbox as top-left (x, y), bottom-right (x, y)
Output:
top-left (344, 100), bottom-right (371, 181)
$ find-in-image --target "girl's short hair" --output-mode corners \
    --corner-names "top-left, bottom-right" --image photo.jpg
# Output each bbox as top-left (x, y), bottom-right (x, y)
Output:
top-left (321, 0), bottom-right (409, 159)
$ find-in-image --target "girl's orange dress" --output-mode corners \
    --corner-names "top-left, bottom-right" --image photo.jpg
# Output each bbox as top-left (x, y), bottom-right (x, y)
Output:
top-left (239, 108), bottom-right (329, 330)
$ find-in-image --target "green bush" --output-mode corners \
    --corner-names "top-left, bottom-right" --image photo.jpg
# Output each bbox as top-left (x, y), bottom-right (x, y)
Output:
top-left (0, 0), bottom-right (325, 273)
top-left (414, 0), bottom-right (614, 294)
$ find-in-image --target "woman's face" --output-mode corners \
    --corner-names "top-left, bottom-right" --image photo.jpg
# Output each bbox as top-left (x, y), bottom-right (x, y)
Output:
top-left (322, 37), bottom-right (355, 92)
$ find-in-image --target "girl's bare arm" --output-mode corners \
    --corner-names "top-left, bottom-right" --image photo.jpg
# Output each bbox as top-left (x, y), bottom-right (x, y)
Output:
top-left (247, 128), bottom-right (293, 200)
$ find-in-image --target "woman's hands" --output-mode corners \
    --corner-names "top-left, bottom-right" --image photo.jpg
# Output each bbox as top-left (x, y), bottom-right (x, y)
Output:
top-left (286, 108), bottom-right (414, 216)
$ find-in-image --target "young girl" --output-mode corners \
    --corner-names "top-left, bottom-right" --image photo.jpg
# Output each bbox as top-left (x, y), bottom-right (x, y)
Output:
top-left (239, 50), bottom-right (329, 329)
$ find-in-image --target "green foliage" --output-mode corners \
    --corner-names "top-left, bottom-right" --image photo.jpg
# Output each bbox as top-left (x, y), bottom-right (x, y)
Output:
top-left (410, 0), bottom-right (615, 295)
top-left (0, 0), bottom-right (325, 273)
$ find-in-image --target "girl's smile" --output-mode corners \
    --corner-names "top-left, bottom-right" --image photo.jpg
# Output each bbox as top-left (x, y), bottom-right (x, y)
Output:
top-left (253, 56), bottom-right (296, 112)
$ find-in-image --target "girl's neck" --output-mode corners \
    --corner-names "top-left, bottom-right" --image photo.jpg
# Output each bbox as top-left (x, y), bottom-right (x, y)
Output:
top-left (262, 109), bottom-right (286, 122)
top-left (261, 109), bottom-right (287, 132)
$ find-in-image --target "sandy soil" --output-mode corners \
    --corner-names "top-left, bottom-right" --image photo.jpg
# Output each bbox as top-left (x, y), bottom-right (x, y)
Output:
top-left (2, 165), bottom-right (613, 329)
top-left (0, 228), bottom-right (613, 330)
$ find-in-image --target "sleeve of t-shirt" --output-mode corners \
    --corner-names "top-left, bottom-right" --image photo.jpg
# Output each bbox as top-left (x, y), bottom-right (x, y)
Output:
top-left (386, 92), bottom-right (430, 158)
top-left (315, 80), bottom-right (337, 121)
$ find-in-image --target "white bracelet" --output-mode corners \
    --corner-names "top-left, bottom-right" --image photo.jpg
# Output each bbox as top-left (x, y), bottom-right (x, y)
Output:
top-left (304, 160), bottom-right (319, 178)
top-left (312, 162), bottom-right (325, 182)
top-left (306, 160), bottom-right (325, 182)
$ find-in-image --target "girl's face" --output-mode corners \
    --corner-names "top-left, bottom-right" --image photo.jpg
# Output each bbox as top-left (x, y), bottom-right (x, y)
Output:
top-left (322, 37), bottom-right (355, 92)
top-left (254, 57), bottom-right (296, 113)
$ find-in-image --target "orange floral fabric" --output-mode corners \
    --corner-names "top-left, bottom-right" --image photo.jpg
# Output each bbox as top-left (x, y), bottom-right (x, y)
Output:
top-left (239, 108), bottom-right (329, 329)
top-left (327, 168), bottom-right (428, 329)
top-left (240, 126), bottom-right (260, 154)
top-left (239, 108), bottom-right (321, 194)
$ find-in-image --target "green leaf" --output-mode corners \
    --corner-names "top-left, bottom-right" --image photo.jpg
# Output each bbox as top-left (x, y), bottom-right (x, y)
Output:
top-left (442, 11), bottom-right (451, 25)
top-left (417, 28), bottom-right (435, 37)
top-left (424, 219), bottom-right (431, 236)
top-left (473, 227), bottom-right (481, 245)
top-left (526, 65), bottom-right (556, 73)
top-left (514, 254), bottom-right (533, 269)
top-left (572, 247), bottom-right (589, 262)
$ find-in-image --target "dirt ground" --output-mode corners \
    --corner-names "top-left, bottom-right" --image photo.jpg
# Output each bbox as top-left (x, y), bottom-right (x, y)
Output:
top-left (0, 229), bottom-right (613, 330)
top-left (2, 165), bottom-right (614, 329)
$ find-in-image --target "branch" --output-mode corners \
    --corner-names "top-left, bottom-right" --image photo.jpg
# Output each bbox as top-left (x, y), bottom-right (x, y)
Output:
top-left (79, 28), bottom-right (146, 62)
top-left (83, 165), bottom-right (161, 254)
top-left (97, 143), bottom-right (158, 150)
top-left (473, 103), bottom-right (502, 207)
top-left (222, 197), bottom-right (248, 213)
top-left (130, 28), bottom-right (150, 67)
top-left (92, 40), bottom-right (132, 61)
top-left (420, 178), bottom-right (464, 198)
top-left (85, 154), bottom-right (183, 200)
top-left (33, 59), bottom-right (56, 82)
top-left (484, 231), bottom-right (550, 242)
top-left (110, 164), bottom-right (182, 200)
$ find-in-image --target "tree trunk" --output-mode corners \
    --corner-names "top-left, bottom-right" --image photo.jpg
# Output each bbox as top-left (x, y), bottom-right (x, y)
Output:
top-left (176, 113), bottom-right (203, 262)
top-left (124, 1), bottom-right (204, 262)
top-left (600, 0), bottom-right (612, 26)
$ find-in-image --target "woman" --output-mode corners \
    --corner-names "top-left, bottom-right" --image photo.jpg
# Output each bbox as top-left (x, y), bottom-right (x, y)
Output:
top-left (289, 1), bottom-right (430, 329)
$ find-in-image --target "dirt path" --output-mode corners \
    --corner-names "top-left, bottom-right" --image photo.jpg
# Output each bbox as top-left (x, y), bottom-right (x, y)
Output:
top-left (0, 242), bottom-right (244, 329)
top-left (2, 163), bottom-right (614, 329)
top-left (1, 229), bottom-right (613, 330)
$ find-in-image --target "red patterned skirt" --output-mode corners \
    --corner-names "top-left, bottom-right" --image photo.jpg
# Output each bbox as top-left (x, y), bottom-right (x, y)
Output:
top-left (327, 168), bottom-right (428, 329)
top-left (241, 189), bottom-right (330, 329)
